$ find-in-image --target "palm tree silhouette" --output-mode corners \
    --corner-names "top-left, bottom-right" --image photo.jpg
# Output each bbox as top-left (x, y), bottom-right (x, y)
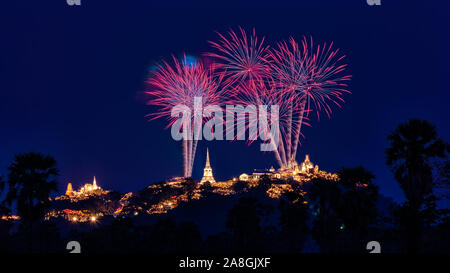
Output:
top-left (386, 119), bottom-right (448, 252)
top-left (3, 152), bottom-right (59, 252)
top-left (0, 176), bottom-right (11, 216)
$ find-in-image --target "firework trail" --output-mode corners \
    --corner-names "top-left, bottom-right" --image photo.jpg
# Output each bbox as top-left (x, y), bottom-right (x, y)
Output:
top-left (269, 36), bottom-right (351, 167)
top-left (145, 55), bottom-right (225, 177)
top-left (227, 78), bottom-right (294, 167)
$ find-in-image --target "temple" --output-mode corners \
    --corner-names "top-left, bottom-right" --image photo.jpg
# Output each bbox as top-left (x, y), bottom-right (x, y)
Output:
top-left (200, 148), bottom-right (216, 183)
top-left (60, 176), bottom-right (106, 200)
top-left (300, 154), bottom-right (315, 173)
top-left (65, 182), bottom-right (74, 196)
top-left (239, 154), bottom-right (338, 183)
top-left (49, 176), bottom-right (109, 222)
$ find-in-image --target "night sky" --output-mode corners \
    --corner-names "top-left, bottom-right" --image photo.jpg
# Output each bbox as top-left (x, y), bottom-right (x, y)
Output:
top-left (1, 1), bottom-right (449, 203)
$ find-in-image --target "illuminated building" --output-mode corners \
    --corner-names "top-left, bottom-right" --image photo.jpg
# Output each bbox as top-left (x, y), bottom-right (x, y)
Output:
top-left (300, 154), bottom-right (315, 172)
top-left (78, 176), bottom-right (100, 193)
top-left (63, 176), bottom-right (105, 198)
top-left (200, 148), bottom-right (216, 183)
top-left (238, 154), bottom-right (338, 183)
top-left (55, 176), bottom-right (109, 203)
top-left (65, 182), bottom-right (73, 196)
top-left (239, 173), bottom-right (250, 181)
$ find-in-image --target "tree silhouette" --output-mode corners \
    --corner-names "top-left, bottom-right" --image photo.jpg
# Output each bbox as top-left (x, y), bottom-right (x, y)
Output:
top-left (3, 152), bottom-right (58, 251)
top-left (306, 178), bottom-right (342, 252)
top-left (226, 197), bottom-right (270, 252)
top-left (434, 160), bottom-right (450, 200)
top-left (0, 176), bottom-right (10, 216)
top-left (175, 221), bottom-right (203, 252)
top-left (182, 177), bottom-right (197, 199)
top-left (255, 175), bottom-right (272, 193)
top-left (304, 168), bottom-right (380, 252)
top-left (199, 181), bottom-right (213, 195)
top-left (206, 232), bottom-right (233, 253)
top-left (232, 180), bottom-right (248, 193)
top-left (337, 167), bottom-right (379, 236)
top-left (278, 190), bottom-right (309, 252)
top-left (386, 119), bottom-right (448, 252)
top-left (150, 218), bottom-right (178, 252)
top-left (338, 166), bottom-right (375, 189)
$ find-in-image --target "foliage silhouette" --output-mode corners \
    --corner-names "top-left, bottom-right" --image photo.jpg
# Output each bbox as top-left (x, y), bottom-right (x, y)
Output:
top-left (2, 152), bottom-right (58, 252)
top-left (386, 119), bottom-right (449, 253)
top-left (226, 197), bottom-right (272, 252)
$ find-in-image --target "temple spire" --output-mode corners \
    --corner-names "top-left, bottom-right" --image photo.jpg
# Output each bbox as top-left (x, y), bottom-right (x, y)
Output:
top-left (200, 148), bottom-right (215, 183)
top-left (205, 148), bottom-right (211, 167)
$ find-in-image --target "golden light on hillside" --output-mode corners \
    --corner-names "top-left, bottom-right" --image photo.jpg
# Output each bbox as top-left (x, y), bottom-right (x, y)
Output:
top-left (45, 153), bottom-right (338, 222)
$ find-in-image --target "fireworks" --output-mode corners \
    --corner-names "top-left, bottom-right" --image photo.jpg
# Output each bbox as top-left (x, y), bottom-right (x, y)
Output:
top-left (227, 79), bottom-right (295, 167)
top-left (208, 28), bottom-right (288, 165)
top-left (145, 28), bottom-right (351, 175)
top-left (206, 27), bottom-right (271, 88)
top-left (269, 36), bottom-right (351, 165)
top-left (145, 55), bottom-right (225, 177)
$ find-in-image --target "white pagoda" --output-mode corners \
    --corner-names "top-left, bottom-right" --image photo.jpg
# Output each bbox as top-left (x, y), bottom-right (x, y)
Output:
top-left (200, 148), bottom-right (216, 183)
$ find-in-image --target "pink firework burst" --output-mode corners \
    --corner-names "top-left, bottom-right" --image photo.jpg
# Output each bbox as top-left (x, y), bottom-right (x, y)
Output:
top-left (145, 55), bottom-right (225, 177)
top-left (269, 36), bottom-right (351, 164)
top-left (271, 36), bottom-right (351, 119)
top-left (206, 27), bottom-right (271, 88)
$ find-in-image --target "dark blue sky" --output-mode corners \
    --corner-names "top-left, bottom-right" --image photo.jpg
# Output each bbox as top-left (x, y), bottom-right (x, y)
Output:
top-left (1, 0), bottom-right (449, 203)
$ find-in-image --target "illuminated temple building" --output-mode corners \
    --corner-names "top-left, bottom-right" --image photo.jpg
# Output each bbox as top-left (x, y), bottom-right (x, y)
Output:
top-left (239, 154), bottom-right (338, 183)
top-left (57, 176), bottom-right (108, 201)
top-left (47, 176), bottom-right (110, 222)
